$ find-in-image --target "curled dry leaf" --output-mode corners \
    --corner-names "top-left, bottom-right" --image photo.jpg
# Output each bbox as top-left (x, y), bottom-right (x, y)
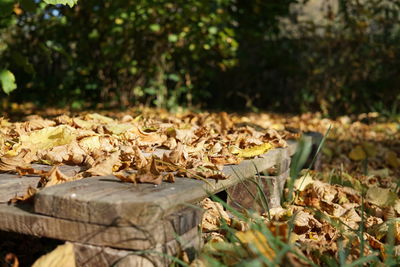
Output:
top-left (293, 210), bottom-right (322, 234)
top-left (0, 149), bottom-right (33, 171)
top-left (43, 166), bottom-right (73, 187)
top-left (135, 156), bottom-right (163, 185)
top-left (201, 198), bottom-right (231, 232)
top-left (85, 151), bottom-right (121, 176)
top-left (9, 186), bottom-right (37, 203)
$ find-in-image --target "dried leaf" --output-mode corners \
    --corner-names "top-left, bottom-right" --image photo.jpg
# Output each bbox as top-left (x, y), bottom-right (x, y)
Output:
top-left (136, 157), bottom-right (162, 185)
top-left (294, 174), bottom-right (314, 191)
top-left (366, 187), bottom-right (398, 207)
top-left (0, 149), bottom-right (33, 171)
top-left (43, 166), bottom-right (73, 187)
top-left (85, 151), bottom-right (121, 176)
top-left (349, 145), bottom-right (367, 161)
top-left (235, 230), bottom-right (275, 260)
top-left (4, 253), bottom-right (19, 267)
top-left (201, 198), bottom-right (230, 231)
top-left (386, 151), bottom-right (400, 168)
top-left (229, 143), bottom-right (272, 158)
top-left (32, 242), bottom-right (75, 267)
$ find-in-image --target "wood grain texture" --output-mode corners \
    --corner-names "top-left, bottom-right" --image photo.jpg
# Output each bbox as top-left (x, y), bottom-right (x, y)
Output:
top-left (0, 204), bottom-right (201, 250)
top-left (34, 146), bottom-right (294, 226)
top-left (0, 165), bottom-right (82, 203)
top-left (0, 174), bottom-right (40, 203)
top-left (73, 226), bottom-right (201, 267)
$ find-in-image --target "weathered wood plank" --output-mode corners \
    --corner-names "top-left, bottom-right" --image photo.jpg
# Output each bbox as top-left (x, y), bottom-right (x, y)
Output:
top-left (0, 165), bottom-right (83, 203)
top-left (34, 146), bottom-right (293, 226)
top-left (73, 226), bottom-right (201, 267)
top-left (0, 175), bottom-right (40, 203)
top-left (0, 204), bottom-right (201, 250)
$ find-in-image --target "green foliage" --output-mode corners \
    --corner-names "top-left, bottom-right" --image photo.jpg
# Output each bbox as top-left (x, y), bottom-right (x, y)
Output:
top-left (0, 0), bottom-right (15, 17)
top-left (44, 0), bottom-right (78, 8)
top-left (1, 0), bottom-right (398, 115)
top-left (218, 0), bottom-right (400, 115)
top-left (1, 0), bottom-right (247, 109)
top-left (0, 0), bottom-right (78, 95)
top-left (0, 69), bottom-right (17, 94)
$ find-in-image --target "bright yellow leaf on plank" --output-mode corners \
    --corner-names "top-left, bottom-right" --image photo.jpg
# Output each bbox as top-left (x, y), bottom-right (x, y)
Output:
top-left (235, 230), bottom-right (275, 260)
top-left (229, 143), bottom-right (272, 158)
top-left (349, 145), bottom-right (366, 161)
top-left (14, 126), bottom-right (76, 154)
top-left (32, 242), bottom-right (75, 267)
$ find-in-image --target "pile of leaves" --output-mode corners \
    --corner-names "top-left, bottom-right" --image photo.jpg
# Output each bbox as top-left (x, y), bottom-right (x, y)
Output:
top-left (0, 110), bottom-right (295, 201)
top-left (195, 112), bottom-right (400, 266)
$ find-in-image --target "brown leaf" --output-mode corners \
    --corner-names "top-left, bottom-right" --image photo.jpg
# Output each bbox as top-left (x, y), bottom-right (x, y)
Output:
top-left (114, 171), bottom-right (137, 184)
top-left (136, 157), bottom-right (163, 185)
top-left (201, 198), bottom-right (231, 231)
top-left (4, 253), bottom-right (19, 267)
top-left (9, 186), bottom-right (37, 203)
top-left (85, 151), bottom-right (121, 176)
top-left (163, 172), bottom-right (175, 183)
top-left (43, 166), bottom-right (73, 187)
top-left (132, 146), bottom-right (148, 169)
top-left (0, 149), bottom-right (33, 172)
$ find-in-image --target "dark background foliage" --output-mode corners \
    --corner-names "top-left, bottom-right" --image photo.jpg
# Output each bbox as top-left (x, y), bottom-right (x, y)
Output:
top-left (1, 0), bottom-right (399, 116)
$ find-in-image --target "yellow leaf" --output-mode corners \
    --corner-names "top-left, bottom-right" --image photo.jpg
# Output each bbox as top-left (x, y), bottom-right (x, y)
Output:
top-left (105, 123), bottom-right (134, 135)
top-left (229, 143), bottom-right (272, 158)
top-left (79, 135), bottom-right (101, 152)
top-left (386, 151), bottom-right (400, 168)
top-left (18, 126), bottom-right (76, 153)
top-left (294, 173), bottom-right (314, 191)
top-left (235, 230), bottom-right (275, 260)
top-left (32, 242), bottom-right (75, 267)
top-left (73, 118), bottom-right (95, 129)
top-left (361, 142), bottom-right (377, 157)
top-left (85, 113), bottom-right (114, 124)
top-left (366, 187), bottom-right (398, 207)
top-left (349, 145), bottom-right (366, 161)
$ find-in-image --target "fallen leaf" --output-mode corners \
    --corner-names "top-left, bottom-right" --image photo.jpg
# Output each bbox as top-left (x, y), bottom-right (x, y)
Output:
top-left (43, 166), bottom-right (73, 187)
top-left (386, 151), bottom-right (400, 168)
top-left (85, 113), bottom-right (114, 124)
top-left (294, 173), bottom-right (314, 191)
top-left (361, 142), bottom-right (377, 157)
top-left (201, 198), bottom-right (230, 231)
top-left (229, 143), bottom-right (272, 158)
top-left (366, 187), bottom-right (398, 207)
top-left (0, 149), bottom-right (33, 171)
top-left (135, 157), bottom-right (163, 185)
top-left (349, 145), bottom-right (367, 161)
top-left (4, 253), bottom-right (19, 267)
top-left (85, 151), bottom-right (121, 176)
top-left (235, 230), bottom-right (275, 260)
top-left (32, 242), bottom-right (75, 267)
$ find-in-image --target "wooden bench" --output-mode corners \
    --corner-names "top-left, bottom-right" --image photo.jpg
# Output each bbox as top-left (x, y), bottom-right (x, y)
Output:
top-left (0, 141), bottom-right (299, 266)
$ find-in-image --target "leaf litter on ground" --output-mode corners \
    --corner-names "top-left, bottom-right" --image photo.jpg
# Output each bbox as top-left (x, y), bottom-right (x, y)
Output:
top-left (195, 112), bottom-right (400, 266)
top-left (1, 109), bottom-right (400, 266)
